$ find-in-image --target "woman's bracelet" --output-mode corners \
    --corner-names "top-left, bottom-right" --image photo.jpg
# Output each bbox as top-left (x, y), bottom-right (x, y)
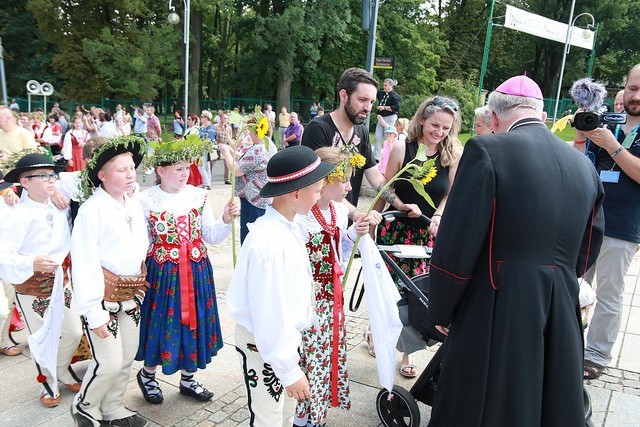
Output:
top-left (610, 146), bottom-right (624, 159)
top-left (432, 213), bottom-right (441, 217)
top-left (574, 139), bottom-right (586, 144)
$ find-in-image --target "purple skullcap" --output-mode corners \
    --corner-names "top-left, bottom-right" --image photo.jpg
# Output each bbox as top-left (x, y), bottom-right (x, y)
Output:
top-left (495, 74), bottom-right (543, 100)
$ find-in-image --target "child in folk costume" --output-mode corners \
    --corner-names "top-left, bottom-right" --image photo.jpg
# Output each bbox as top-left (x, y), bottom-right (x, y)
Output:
top-left (135, 138), bottom-right (239, 404)
top-left (63, 117), bottom-right (91, 172)
top-left (70, 136), bottom-right (150, 427)
top-left (0, 153), bottom-right (83, 407)
top-left (227, 146), bottom-right (334, 427)
top-left (293, 147), bottom-right (369, 427)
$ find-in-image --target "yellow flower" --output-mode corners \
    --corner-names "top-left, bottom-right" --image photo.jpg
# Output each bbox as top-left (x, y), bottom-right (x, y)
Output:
top-left (420, 167), bottom-right (437, 185)
top-left (256, 118), bottom-right (269, 139)
top-left (350, 153), bottom-right (366, 168)
top-left (327, 168), bottom-right (346, 184)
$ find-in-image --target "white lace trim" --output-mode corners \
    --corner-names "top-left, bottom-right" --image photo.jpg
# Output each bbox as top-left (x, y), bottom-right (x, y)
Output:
top-left (140, 185), bottom-right (207, 216)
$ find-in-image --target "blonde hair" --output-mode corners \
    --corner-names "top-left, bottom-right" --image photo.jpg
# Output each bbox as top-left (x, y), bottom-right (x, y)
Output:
top-left (315, 147), bottom-right (348, 165)
top-left (201, 110), bottom-right (213, 120)
top-left (395, 118), bottom-right (409, 133)
top-left (407, 97), bottom-right (461, 167)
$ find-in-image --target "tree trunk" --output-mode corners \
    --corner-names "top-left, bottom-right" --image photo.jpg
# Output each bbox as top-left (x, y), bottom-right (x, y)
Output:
top-left (190, 8), bottom-right (202, 115)
top-left (277, 55), bottom-right (294, 112)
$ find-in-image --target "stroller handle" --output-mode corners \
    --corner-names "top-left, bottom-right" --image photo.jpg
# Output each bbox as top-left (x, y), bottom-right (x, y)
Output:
top-left (382, 210), bottom-right (432, 226)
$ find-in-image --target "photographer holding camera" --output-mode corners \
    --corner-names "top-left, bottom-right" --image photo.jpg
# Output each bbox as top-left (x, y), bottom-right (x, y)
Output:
top-left (573, 64), bottom-right (640, 380)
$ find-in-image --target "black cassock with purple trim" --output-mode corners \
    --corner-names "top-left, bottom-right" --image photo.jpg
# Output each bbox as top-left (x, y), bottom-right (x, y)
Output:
top-left (427, 118), bottom-right (604, 427)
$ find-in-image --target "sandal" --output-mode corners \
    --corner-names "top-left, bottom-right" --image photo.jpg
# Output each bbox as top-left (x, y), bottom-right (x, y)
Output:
top-left (362, 327), bottom-right (375, 358)
top-left (583, 359), bottom-right (605, 380)
top-left (400, 364), bottom-right (418, 378)
top-left (0, 345), bottom-right (22, 356)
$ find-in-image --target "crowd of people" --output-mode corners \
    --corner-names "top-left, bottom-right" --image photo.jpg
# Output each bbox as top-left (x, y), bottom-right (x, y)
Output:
top-left (0, 62), bottom-right (638, 427)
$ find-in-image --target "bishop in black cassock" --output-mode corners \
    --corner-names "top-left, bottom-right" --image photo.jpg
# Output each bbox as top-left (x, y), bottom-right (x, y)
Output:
top-left (427, 75), bottom-right (604, 427)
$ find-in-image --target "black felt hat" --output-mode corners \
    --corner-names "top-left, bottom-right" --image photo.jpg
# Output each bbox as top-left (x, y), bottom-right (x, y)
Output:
top-left (260, 145), bottom-right (334, 198)
top-left (0, 170), bottom-right (12, 190)
top-left (86, 136), bottom-right (146, 187)
top-left (4, 153), bottom-right (63, 183)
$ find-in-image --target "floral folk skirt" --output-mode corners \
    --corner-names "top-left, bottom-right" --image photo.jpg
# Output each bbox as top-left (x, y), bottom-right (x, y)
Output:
top-left (377, 219), bottom-right (430, 286)
top-left (296, 297), bottom-right (350, 425)
top-left (135, 257), bottom-right (223, 374)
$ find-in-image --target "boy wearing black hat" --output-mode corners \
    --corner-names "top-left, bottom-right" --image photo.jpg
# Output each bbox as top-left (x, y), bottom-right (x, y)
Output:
top-left (70, 137), bottom-right (149, 427)
top-left (227, 145), bottom-right (334, 427)
top-left (0, 153), bottom-right (83, 408)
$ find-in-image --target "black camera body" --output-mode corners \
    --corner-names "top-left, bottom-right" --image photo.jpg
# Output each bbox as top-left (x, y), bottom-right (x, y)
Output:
top-left (573, 111), bottom-right (627, 131)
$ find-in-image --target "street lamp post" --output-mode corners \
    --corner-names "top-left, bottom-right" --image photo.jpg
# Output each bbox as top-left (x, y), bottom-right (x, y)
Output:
top-left (168, 0), bottom-right (191, 120)
top-left (552, 8), bottom-right (596, 124)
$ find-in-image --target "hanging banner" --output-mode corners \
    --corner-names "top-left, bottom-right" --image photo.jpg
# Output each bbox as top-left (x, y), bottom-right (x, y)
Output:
top-left (504, 5), bottom-right (595, 50)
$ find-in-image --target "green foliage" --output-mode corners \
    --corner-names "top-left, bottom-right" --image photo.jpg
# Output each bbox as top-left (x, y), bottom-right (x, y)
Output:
top-left (144, 134), bottom-right (208, 171)
top-left (0, 3), bottom-right (58, 97)
top-left (25, 0), bottom-right (181, 101)
top-left (6, 0), bottom-right (634, 115)
top-left (399, 94), bottom-right (428, 121)
top-left (437, 72), bottom-right (479, 133)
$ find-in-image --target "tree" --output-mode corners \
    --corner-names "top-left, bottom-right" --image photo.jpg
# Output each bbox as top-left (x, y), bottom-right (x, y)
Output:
top-left (0, 2), bottom-right (58, 100)
top-left (27, 0), bottom-right (181, 102)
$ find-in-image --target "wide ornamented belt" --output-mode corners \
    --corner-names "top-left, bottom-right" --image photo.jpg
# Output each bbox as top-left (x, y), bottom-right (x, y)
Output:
top-left (103, 263), bottom-right (149, 302)
top-left (14, 272), bottom-right (55, 297)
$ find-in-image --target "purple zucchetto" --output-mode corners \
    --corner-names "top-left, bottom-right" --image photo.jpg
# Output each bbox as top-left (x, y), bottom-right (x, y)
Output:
top-left (495, 74), bottom-right (543, 100)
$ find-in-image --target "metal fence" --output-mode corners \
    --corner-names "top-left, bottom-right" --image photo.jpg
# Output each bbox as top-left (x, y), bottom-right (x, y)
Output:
top-left (9, 96), bottom-right (338, 125)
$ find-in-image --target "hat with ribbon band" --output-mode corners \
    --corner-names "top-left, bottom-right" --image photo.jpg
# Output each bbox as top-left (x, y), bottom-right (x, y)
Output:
top-left (4, 153), bottom-right (64, 183)
top-left (260, 145), bottom-right (334, 198)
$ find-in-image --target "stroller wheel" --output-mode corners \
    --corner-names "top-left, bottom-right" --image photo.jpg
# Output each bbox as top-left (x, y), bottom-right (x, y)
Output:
top-left (376, 385), bottom-right (421, 427)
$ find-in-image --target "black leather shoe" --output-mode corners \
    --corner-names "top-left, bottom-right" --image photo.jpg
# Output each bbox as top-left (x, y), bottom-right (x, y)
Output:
top-left (70, 405), bottom-right (98, 427)
top-left (179, 382), bottom-right (214, 401)
top-left (136, 369), bottom-right (164, 404)
top-left (106, 414), bottom-right (148, 427)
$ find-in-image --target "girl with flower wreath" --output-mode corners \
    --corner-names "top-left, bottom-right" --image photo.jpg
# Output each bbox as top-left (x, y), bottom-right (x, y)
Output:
top-left (134, 138), bottom-right (239, 404)
top-left (372, 96), bottom-right (463, 378)
top-left (293, 146), bottom-right (370, 427)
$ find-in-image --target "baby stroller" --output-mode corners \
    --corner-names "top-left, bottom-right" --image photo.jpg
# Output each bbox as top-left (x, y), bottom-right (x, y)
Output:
top-left (369, 212), bottom-right (594, 427)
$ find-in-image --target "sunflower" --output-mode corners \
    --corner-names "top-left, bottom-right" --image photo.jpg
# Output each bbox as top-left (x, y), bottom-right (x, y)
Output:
top-left (256, 118), bottom-right (269, 139)
top-left (420, 167), bottom-right (437, 185)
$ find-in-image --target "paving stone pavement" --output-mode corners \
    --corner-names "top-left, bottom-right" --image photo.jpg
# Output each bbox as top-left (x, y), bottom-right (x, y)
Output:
top-left (1, 165), bottom-right (639, 426)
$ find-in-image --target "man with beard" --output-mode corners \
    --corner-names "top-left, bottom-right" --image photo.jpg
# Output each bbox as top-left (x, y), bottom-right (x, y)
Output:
top-left (302, 68), bottom-right (417, 222)
top-left (575, 64), bottom-right (640, 380)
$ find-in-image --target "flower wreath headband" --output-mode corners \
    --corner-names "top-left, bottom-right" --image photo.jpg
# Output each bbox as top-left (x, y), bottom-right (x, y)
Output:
top-left (0, 146), bottom-right (50, 171)
top-left (77, 135), bottom-right (147, 203)
top-left (142, 134), bottom-right (208, 171)
top-left (325, 145), bottom-right (366, 184)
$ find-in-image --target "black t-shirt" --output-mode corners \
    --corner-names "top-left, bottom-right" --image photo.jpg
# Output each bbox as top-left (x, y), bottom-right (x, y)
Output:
top-left (387, 140), bottom-right (449, 228)
top-left (587, 124), bottom-right (640, 243)
top-left (302, 114), bottom-right (376, 205)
